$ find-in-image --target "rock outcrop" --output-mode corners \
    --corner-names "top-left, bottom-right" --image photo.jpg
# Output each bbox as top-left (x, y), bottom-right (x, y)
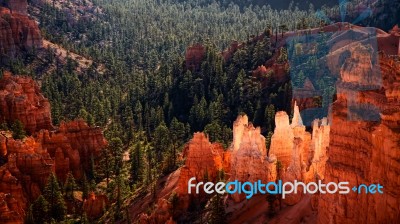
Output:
top-left (185, 44), bottom-right (205, 71)
top-left (83, 192), bottom-right (108, 220)
top-left (0, 167), bottom-right (26, 223)
top-left (0, 72), bottom-right (52, 134)
top-left (0, 2), bottom-right (42, 61)
top-left (175, 109), bottom-right (329, 205)
top-left (267, 103), bottom-right (329, 205)
top-left (0, 0), bottom-right (27, 15)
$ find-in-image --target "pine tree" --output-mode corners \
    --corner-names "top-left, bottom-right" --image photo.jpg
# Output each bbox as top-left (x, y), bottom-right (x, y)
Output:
top-left (109, 137), bottom-right (124, 175)
top-left (264, 104), bottom-right (276, 133)
top-left (169, 117), bottom-right (185, 168)
top-left (44, 173), bottom-right (66, 221)
top-left (210, 194), bottom-right (226, 224)
top-left (129, 140), bottom-right (143, 186)
top-left (64, 172), bottom-right (76, 200)
top-left (11, 120), bottom-right (26, 140)
top-left (82, 173), bottom-right (89, 200)
top-left (25, 205), bottom-right (35, 224)
top-left (32, 195), bottom-right (49, 224)
top-left (82, 212), bottom-right (89, 224)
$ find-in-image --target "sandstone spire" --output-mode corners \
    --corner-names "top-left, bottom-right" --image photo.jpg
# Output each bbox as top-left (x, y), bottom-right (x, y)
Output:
top-left (291, 101), bottom-right (303, 128)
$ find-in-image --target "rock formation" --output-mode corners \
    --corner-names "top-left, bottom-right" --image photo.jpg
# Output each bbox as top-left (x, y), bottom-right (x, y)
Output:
top-left (317, 52), bottom-right (400, 223)
top-left (35, 120), bottom-right (107, 181)
top-left (229, 115), bottom-right (276, 201)
top-left (0, 193), bottom-right (24, 224)
top-left (0, 2), bottom-right (42, 61)
top-left (267, 103), bottom-right (329, 205)
top-left (177, 133), bottom-right (225, 198)
top-left (175, 110), bottom-right (329, 206)
top-left (0, 72), bottom-right (52, 134)
top-left (0, 73), bottom-right (108, 223)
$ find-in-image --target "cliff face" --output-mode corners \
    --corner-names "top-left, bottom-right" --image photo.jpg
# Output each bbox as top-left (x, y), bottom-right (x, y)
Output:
top-left (317, 52), bottom-right (400, 223)
top-left (0, 72), bottom-right (52, 134)
top-left (0, 1), bottom-right (42, 61)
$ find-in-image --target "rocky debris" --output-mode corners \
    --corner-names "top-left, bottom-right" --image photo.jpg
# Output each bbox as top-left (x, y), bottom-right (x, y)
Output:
top-left (0, 72), bottom-right (52, 134)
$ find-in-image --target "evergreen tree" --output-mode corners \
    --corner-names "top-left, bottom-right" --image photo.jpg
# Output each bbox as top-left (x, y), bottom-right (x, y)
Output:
top-left (11, 120), bottom-right (26, 140)
top-left (25, 205), bottom-right (35, 224)
top-left (32, 195), bottom-right (49, 224)
top-left (43, 173), bottom-right (66, 221)
top-left (64, 172), bottom-right (76, 200)
top-left (169, 118), bottom-right (185, 168)
top-left (129, 141), bottom-right (143, 186)
top-left (264, 104), bottom-right (276, 133)
top-left (82, 173), bottom-right (90, 200)
top-left (210, 194), bottom-right (227, 224)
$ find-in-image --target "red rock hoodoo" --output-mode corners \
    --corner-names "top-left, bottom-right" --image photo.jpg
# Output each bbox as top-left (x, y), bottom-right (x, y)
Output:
top-left (175, 109), bottom-right (330, 205)
top-left (0, 72), bottom-right (53, 134)
top-left (0, 1), bottom-right (42, 61)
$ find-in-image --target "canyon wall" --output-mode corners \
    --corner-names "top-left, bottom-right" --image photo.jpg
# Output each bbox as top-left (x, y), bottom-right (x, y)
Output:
top-left (317, 51), bottom-right (400, 222)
